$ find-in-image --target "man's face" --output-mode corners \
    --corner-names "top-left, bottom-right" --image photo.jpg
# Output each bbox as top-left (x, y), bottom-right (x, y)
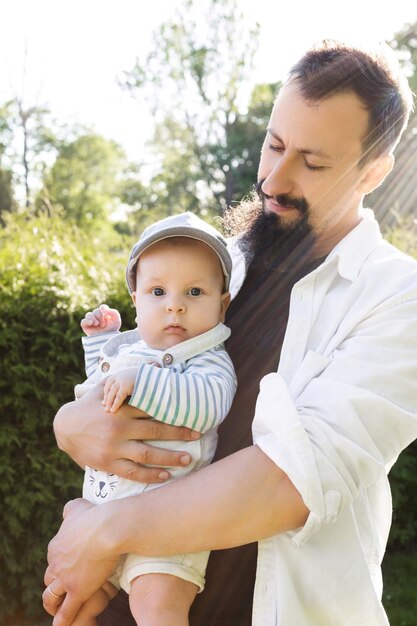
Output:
top-left (257, 81), bottom-right (373, 255)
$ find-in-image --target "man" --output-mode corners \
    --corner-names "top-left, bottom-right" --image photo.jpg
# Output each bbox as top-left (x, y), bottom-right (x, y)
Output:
top-left (44, 40), bottom-right (417, 626)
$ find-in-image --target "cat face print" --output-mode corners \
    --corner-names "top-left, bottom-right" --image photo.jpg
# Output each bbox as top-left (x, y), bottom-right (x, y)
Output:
top-left (88, 469), bottom-right (119, 499)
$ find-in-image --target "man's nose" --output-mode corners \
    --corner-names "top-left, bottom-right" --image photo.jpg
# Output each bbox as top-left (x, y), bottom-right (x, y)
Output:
top-left (262, 154), bottom-right (295, 198)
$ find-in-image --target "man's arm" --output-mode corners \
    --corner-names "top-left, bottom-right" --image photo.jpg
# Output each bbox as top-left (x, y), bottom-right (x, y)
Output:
top-left (110, 445), bottom-right (308, 552)
top-left (54, 383), bottom-right (202, 481)
top-left (44, 445), bottom-right (308, 626)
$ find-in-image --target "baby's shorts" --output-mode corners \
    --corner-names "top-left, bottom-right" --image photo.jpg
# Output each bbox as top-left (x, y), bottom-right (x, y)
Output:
top-left (109, 549), bottom-right (209, 594)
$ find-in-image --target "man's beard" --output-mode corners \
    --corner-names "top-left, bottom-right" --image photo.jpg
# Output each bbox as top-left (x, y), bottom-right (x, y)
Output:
top-left (236, 180), bottom-right (316, 272)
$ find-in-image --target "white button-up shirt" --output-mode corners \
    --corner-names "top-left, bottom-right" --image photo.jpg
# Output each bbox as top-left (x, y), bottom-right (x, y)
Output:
top-left (228, 209), bottom-right (417, 625)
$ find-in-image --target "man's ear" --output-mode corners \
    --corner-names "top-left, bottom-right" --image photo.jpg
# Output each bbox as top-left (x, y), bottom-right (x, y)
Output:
top-left (357, 154), bottom-right (395, 195)
top-left (220, 292), bottom-right (231, 322)
top-left (131, 292), bottom-right (137, 306)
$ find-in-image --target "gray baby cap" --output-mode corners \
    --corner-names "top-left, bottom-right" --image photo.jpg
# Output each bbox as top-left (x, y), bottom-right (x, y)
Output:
top-left (126, 211), bottom-right (232, 294)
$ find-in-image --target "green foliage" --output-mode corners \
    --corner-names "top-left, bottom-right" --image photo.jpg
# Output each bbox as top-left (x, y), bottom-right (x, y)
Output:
top-left (388, 441), bottom-right (417, 548)
top-left (0, 212), bottom-right (134, 624)
top-left (0, 102), bottom-right (13, 157)
top-left (207, 82), bottom-right (280, 208)
top-left (1, 99), bottom-right (59, 209)
top-left (385, 216), bottom-right (417, 259)
top-left (0, 166), bottom-right (16, 224)
top-left (382, 218), bottom-right (417, 551)
top-left (121, 0), bottom-right (261, 219)
top-left (383, 548), bottom-right (417, 624)
top-left (149, 118), bottom-right (208, 216)
top-left (37, 133), bottom-right (129, 227)
top-left (390, 21), bottom-right (417, 98)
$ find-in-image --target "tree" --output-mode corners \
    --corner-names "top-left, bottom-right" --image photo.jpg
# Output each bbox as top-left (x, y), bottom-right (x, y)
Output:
top-left (390, 21), bottom-right (417, 96)
top-left (0, 104), bottom-right (16, 223)
top-left (120, 0), bottom-right (261, 219)
top-left (206, 81), bottom-right (279, 208)
top-left (0, 99), bottom-right (58, 209)
top-left (37, 133), bottom-right (129, 227)
top-left (0, 168), bottom-right (16, 226)
top-left (367, 21), bottom-right (417, 228)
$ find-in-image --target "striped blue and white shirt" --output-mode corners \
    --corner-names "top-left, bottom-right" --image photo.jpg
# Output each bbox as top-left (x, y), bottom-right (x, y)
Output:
top-left (78, 323), bottom-right (236, 434)
top-left (77, 323), bottom-right (237, 502)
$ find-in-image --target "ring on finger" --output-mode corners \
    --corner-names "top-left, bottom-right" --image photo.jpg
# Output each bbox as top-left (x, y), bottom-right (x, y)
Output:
top-left (47, 586), bottom-right (62, 599)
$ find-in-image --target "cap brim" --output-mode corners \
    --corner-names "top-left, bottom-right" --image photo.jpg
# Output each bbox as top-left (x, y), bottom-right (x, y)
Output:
top-left (126, 226), bottom-right (232, 294)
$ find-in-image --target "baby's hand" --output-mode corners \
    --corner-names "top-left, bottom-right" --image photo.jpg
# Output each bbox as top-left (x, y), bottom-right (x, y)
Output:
top-left (102, 368), bottom-right (138, 413)
top-left (81, 304), bottom-right (122, 336)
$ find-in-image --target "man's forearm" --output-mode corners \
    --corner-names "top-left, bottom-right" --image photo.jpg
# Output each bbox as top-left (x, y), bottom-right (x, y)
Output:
top-left (102, 444), bottom-right (309, 557)
top-left (44, 442), bottom-right (309, 625)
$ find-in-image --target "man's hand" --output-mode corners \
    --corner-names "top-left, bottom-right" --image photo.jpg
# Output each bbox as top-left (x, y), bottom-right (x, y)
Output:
top-left (43, 498), bottom-right (117, 626)
top-left (54, 384), bottom-right (200, 483)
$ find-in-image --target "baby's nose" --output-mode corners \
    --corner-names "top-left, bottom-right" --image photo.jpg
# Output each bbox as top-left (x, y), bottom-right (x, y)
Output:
top-left (166, 300), bottom-right (185, 313)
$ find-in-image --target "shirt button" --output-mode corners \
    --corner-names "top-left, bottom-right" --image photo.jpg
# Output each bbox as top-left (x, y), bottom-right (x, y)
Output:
top-left (162, 353), bottom-right (173, 366)
top-left (101, 361), bottom-right (110, 373)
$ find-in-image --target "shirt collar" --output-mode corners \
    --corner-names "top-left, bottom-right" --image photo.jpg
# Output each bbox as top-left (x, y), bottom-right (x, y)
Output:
top-left (227, 235), bottom-right (247, 299)
top-left (325, 208), bottom-right (382, 281)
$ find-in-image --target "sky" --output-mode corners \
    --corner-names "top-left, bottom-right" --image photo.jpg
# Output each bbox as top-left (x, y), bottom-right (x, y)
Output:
top-left (1, 0), bottom-right (416, 163)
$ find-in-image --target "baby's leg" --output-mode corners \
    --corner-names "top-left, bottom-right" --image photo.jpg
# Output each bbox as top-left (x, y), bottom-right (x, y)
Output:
top-left (129, 573), bottom-right (198, 626)
top-left (70, 582), bottom-right (118, 626)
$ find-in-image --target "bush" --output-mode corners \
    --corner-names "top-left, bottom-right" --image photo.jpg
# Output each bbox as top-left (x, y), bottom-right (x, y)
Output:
top-left (0, 213), bottom-right (135, 624)
top-left (387, 440), bottom-right (417, 549)
top-left (384, 217), bottom-right (417, 550)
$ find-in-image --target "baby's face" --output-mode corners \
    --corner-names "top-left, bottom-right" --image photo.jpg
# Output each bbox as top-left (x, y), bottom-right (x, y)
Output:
top-left (132, 238), bottom-right (230, 350)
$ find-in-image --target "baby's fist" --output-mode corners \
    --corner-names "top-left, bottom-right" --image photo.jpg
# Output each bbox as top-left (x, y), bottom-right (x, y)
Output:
top-left (81, 304), bottom-right (122, 336)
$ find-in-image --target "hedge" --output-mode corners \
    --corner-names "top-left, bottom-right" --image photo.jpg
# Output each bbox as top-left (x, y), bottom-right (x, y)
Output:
top-left (0, 214), bottom-right (135, 624)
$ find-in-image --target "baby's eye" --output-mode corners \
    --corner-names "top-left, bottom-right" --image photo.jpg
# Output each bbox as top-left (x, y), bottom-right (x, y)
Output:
top-left (188, 287), bottom-right (202, 296)
top-left (152, 288), bottom-right (165, 296)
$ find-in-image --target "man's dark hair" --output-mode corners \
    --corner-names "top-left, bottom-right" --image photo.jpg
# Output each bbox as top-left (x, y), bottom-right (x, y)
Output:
top-left (287, 40), bottom-right (414, 166)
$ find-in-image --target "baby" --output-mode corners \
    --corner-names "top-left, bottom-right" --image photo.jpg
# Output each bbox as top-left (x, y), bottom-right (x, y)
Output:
top-left (72, 212), bottom-right (236, 626)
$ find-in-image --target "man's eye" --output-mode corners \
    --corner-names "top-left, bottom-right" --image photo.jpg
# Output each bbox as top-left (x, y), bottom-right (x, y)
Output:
top-left (152, 288), bottom-right (165, 296)
top-left (305, 161), bottom-right (326, 171)
top-left (188, 287), bottom-right (202, 296)
top-left (268, 143), bottom-right (284, 153)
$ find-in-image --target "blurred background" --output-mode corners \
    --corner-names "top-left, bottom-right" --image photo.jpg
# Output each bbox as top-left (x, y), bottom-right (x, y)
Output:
top-left (1, 1), bottom-right (416, 623)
